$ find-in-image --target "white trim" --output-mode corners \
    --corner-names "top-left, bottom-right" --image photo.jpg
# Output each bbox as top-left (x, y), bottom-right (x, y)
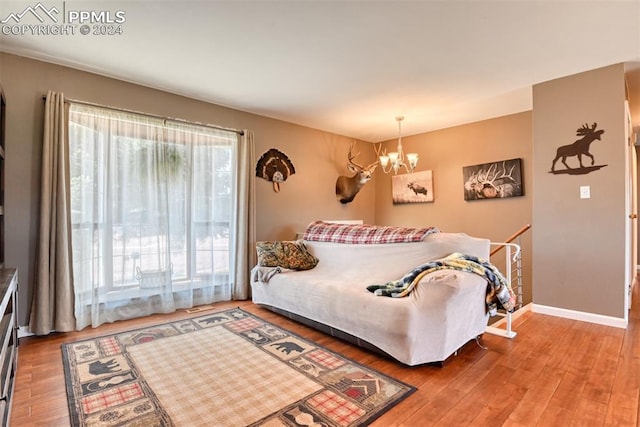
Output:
top-left (484, 304), bottom-right (532, 339)
top-left (18, 326), bottom-right (34, 338)
top-left (485, 325), bottom-right (517, 338)
top-left (490, 303), bottom-right (532, 327)
top-left (532, 304), bottom-right (627, 329)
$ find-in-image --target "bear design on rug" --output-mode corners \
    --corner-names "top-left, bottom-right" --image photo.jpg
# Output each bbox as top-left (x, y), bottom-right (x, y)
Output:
top-left (88, 359), bottom-right (122, 376)
top-left (271, 341), bottom-right (304, 355)
top-left (201, 316), bottom-right (227, 324)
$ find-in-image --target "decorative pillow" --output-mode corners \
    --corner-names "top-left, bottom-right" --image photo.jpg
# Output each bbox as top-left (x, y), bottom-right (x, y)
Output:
top-left (256, 240), bottom-right (319, 270)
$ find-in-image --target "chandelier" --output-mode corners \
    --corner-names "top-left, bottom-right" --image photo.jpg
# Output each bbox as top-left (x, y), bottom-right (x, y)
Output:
top-left (376, 116), bottom-right (418, 174)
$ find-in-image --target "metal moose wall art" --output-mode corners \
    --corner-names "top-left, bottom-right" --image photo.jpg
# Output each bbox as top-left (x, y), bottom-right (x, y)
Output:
top-left (550, 122), bottom-right (606, 175)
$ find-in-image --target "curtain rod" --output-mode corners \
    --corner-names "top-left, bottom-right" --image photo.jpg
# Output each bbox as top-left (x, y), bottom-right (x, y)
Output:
top-left (42, 95), bottom-right (244, 136)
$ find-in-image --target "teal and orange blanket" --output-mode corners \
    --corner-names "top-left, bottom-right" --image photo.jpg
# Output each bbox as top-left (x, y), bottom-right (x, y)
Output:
top-left (366, 252), bottom-right (516, 316)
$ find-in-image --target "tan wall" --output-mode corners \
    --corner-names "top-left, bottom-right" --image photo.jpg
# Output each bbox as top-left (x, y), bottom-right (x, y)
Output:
top-left (2, 51), bottom-right (630, 327)
top-left (532, 64), bottom-right (627, 318)
top-left (373, 112), bottom-right (533, 304)
top-left (0, 53), bottom-right (376, 326)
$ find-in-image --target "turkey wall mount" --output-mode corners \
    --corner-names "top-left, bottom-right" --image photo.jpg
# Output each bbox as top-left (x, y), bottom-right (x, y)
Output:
top-left (256, 148), bottom-right (296, 192)
top-left (550, 122), bottom-right (607, 175)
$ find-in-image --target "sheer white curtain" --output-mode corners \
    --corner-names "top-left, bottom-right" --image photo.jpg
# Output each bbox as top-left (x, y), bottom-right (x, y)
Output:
top-left (69, 104), bottom-right (239, 329)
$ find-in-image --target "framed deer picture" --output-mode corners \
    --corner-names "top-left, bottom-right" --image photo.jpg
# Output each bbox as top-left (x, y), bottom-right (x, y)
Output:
top-left (463, 158), bottom-right (523, 201)
top-left (392, 170), bottom-right (434, 204)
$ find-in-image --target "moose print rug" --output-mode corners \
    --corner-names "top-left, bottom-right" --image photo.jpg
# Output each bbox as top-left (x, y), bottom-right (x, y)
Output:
top-left (62, 308), bottom-right (415, 427)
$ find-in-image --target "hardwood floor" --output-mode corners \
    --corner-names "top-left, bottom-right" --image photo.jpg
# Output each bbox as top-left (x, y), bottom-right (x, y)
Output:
top-left (10, 284), bottom-right (640, 426)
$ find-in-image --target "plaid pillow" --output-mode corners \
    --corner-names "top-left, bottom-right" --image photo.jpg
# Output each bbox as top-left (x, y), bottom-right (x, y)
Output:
top-left (256, 240), bottom-right (319, 270)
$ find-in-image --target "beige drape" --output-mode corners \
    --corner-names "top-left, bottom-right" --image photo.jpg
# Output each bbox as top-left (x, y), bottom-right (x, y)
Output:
top-left (231, 130), bottom-right (256, 300)
top-left (30, 91), bottom-right (75, 335)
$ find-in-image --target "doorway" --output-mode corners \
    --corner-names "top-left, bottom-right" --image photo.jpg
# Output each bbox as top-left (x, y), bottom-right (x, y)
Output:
top-left (625, 102), bottom-right (638, 317)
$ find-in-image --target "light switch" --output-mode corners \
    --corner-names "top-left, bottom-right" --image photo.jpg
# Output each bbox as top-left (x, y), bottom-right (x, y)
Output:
top-left (580, 186), bottom-right (590, 199)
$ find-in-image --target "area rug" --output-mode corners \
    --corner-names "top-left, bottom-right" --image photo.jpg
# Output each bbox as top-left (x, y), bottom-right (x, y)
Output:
top-left (62, 308), bottom-right (416, 426)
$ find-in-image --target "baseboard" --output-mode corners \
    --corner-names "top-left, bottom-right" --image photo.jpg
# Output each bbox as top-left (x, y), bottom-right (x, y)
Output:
top-left (489, 303), bottom-right (532, 328)
top-left (18, 326), bottom-right (34, 338)
top-left (531, 304), bottom-right (627, 329)
top-left (484, 304), bottom-right (532, 339)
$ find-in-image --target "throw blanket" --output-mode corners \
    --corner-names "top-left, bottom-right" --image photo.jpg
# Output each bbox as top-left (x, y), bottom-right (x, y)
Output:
top-left (303, 221), bottom-right (440, 244)
top-left (251, 266), bottom-right (286, 283)
top-left (366, 252), bottom-right (516, 316)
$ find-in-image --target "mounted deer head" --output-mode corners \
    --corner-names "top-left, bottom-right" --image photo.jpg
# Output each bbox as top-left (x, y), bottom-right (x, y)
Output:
top-left (335, 142), bottom-right (378, 204)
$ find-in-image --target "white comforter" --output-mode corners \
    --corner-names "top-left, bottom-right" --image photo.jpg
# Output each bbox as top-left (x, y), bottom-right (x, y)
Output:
top-left (251, 232), bottom-right (491, 365)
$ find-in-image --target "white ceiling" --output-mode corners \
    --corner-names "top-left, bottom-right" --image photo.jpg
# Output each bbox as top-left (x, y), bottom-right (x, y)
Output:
top-left (1, 1), bottom-right (639, 141)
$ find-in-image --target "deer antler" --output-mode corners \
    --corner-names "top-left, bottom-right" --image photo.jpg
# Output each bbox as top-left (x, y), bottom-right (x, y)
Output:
top-left (373, 142), bottom-right (387, 158)
top-left (477, 163), bottom-right (497, 183)
top-left (347, 141), bottom-right (365, 170)
top-left (487, 161), bottom-right (517, 184)
top-left (348, 141), bottom-right (379, 170)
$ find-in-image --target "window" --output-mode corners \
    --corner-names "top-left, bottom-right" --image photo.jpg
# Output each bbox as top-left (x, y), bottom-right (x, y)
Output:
top-left (68, 104), bottom-right (237, 328)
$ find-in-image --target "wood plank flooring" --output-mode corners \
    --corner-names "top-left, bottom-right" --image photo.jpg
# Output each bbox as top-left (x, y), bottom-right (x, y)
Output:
top-left (10, 283), bottom-right (640, 426)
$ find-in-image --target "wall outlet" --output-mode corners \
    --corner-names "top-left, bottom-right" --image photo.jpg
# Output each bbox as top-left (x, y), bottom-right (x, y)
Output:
top-left (580, 185), bottom-right (591, 199)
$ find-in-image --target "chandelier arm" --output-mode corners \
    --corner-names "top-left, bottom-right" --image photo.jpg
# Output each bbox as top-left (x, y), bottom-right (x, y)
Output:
top-left (380, 163), bottom-right (394, 174)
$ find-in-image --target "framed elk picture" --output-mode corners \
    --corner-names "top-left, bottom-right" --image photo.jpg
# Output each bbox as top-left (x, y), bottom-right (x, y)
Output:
top-left (392, 170), bottom-right (434, 204)
top-left (463, 158), bottom-right (523, 201)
